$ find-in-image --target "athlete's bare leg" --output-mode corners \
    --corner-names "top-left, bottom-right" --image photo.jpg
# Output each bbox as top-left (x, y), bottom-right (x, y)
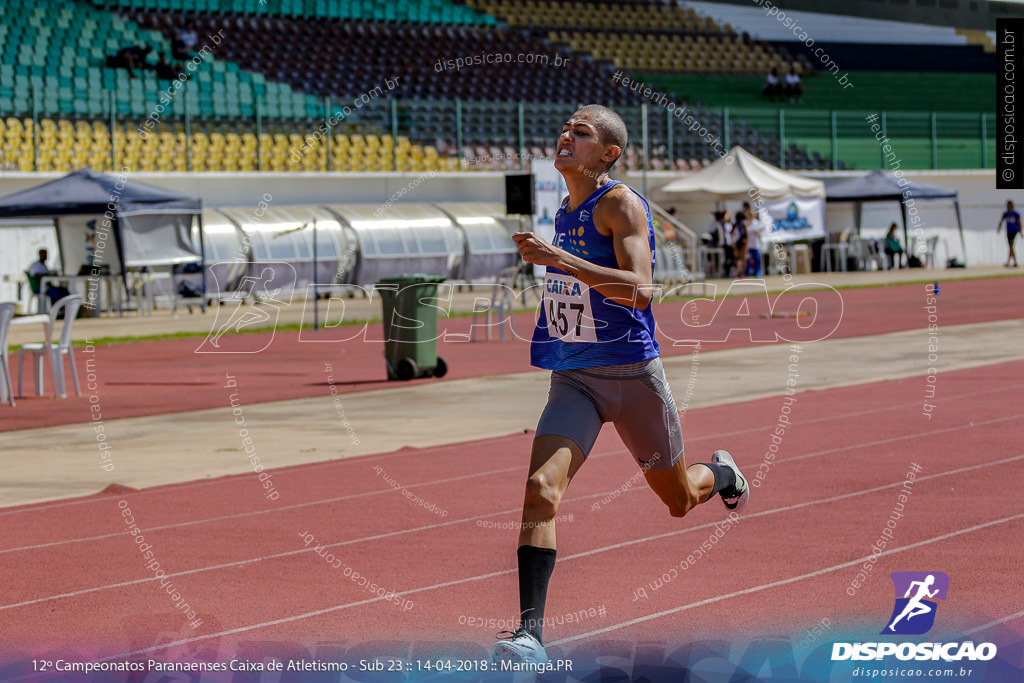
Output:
top-left (644, 460), bottom-right (715, 518)
top-left (519, 434), bottom-right (587, 548)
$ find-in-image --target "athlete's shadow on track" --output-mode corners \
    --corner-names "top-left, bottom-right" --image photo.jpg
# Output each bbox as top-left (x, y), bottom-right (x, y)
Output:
top-left (306, 379), bottom-right (400, 387)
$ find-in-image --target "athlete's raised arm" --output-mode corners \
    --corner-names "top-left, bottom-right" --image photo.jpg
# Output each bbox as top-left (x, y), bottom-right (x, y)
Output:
top-left (512, 187), bottom-right (654, 310)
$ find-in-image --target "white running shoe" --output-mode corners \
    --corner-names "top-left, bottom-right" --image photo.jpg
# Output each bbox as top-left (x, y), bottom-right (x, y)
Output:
top-left (712, 449), bottom-right (749, 513)
top-left (491, 628), bottom-right (549, 664)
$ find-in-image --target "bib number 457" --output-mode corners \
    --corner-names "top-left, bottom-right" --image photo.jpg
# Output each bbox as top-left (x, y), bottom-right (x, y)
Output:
top-left (549, 298), bottom-right (585, 337)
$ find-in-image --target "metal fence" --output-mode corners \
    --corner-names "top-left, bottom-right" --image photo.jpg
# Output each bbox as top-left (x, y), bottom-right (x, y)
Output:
top-left (0, 89), bottom-right (997, 173)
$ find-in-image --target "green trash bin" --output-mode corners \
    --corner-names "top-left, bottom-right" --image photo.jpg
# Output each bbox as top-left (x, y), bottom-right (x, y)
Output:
top-left (376, 274), bottom-right (449, 381)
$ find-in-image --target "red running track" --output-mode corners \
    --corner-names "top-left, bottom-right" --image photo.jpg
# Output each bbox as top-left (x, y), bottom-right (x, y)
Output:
top-left (3, 275), bottom-right (1022, 432)
top-left (1, 359), bottom-right (1022, 670)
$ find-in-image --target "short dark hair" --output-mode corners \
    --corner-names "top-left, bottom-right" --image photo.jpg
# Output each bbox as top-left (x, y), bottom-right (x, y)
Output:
top-left (576, 104), bottom-right (628, 169)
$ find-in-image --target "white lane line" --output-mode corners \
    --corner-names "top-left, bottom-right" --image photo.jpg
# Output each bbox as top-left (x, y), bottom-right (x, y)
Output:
top-left (2, 394), bottom-right (1015, 555)
top-left (556, 452), bottom-right (1024, 563)
top-left (0, 431), bottom-right (532, 518)
top-left (0, 462), bottom-right (526, 555)
top-left (781, 414), bottom-right (1019, 466)
top-left (0, 442), bottom-right (629, 555)
top-left (0, 483), bottom-right (615, 612)
top-left (5, 452), bottom-right (1021, 623)
top-left (94, 512), bottom-right (1024, 662)
top-left (961, 608), bottom-right (1024, 637)
top-left (1, 378), bottom-right (1011, 521)
top-left (547, 512), bottom-right (1024, 647)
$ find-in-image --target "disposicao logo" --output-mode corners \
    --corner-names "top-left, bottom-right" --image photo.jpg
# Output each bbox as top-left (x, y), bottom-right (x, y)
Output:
top-left (831, 571), bottom-right (997, 663)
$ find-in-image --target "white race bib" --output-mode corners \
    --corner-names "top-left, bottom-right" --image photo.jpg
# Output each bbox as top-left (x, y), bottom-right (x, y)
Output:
top-left (544, 272), bottom-right (598, 343)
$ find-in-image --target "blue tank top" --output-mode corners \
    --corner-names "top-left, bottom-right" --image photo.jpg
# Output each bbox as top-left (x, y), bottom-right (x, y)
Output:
top-left (530, 180), bottom-right (660, 370)
top-left (1004, 210), bottom-right (1021, 234)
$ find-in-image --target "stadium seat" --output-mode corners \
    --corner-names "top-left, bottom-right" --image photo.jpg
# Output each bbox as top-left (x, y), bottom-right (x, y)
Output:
top-left (0, 0), bottom-right (842, 172)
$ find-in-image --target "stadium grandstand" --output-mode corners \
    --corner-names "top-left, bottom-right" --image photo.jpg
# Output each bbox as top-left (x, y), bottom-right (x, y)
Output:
top-left (0, 0), bottom-right (994, 175)
top-left (0, 0), bottom-right (1006, 302)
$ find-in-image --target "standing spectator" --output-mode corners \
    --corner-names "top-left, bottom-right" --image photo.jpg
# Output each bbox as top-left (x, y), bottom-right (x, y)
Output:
top-left (731, 211), bottom-right (748, 278)
top-left (707, 210), bottom-right (729, 246)
top-left (743, 202), bottom-right (765, 276)
top-left (718, 210), bottom-right (735, 278)
top-left (784, 66), bottom-right (804, 103)
top-left (703, 210), bottom-right (730, 278)
top-left (663, 206), bottom-right (679, 242)
top-left (762, 67), bottom-right (780, 102)
top-left (884, 223), bottom-right (905, 269)
top-left (996, 200), bottom-right (1021, 267)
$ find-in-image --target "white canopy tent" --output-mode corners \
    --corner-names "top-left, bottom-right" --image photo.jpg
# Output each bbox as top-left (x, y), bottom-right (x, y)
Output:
top-left (660, 146), bottom-right (827, 244)
top-left (660, 146), bottom-right (825, 201)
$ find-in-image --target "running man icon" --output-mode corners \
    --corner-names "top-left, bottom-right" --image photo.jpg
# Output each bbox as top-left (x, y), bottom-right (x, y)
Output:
top-left (197, 265), bottom-right (293, 354)
top-left (882, 571), bottom-right (949, 635)
top-left (889, 575), bottom-right (939, 630)
top-left (208, 267), bottom-right (286, 347)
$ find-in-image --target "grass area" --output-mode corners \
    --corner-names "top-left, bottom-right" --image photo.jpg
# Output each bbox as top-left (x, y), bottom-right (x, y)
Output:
top-left (636, 71), bottom-right (994, 113)
top-left (633, 71), bottom-right (994, 170)
top-left (68, 319), bottom-right (379, 348)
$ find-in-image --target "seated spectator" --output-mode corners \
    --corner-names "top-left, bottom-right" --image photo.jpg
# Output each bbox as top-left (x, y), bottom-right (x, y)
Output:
top-left (784, 66), bottom-right (804, 103)
top-left (105, 45), bottom-right (153, 78)
top-left (884, 223), bottom-right (904, 269)
top-left (762, 67), bottom-right (781, 102)
top-left (26, 248), bottom-right (51, 293)
top-left (155, 53), bottom-right (181, 80)
top-left (105, 47), bottom-right (136, 77)
top-left (173, 26), bottom-right (198, 60)
top-left (133, 45), bottom-right (154, 68)
top-left (26, 248), bottom-right (69, 308)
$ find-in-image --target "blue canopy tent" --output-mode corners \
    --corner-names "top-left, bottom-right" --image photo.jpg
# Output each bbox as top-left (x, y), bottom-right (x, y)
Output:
top-left (825, 170), bottom-right (966, 266)
top-left (0, 168), bottom-right (205, 309)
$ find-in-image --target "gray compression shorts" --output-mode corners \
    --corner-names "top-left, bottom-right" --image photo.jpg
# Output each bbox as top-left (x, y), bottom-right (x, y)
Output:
top-left (535, 357), bottom-right (683, 472)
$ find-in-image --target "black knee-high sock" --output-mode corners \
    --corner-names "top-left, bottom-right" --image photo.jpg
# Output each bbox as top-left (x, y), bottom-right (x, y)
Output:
top-left (517, 545), bottom-right (557, 644)
top-left (699, 462), bottom-right (737, 497)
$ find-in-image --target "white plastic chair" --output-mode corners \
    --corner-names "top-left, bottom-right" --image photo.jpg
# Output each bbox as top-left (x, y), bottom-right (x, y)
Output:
top-left (923, 235), bottom-right (940, 268)
top-left (471, 266), bottom-right (519, 341)
top-left (908, 234), bottom-right (941, 268)
top-left (18, 294), bottom-right (83, 399)
top-left (0, 303), bottom-right (16, 406)
top-left (864, 239), bottom-right (887, 271)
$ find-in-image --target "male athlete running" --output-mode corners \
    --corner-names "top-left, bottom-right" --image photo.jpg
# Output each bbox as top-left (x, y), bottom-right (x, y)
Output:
top-left (492, 105), bottom-right (749, 663)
